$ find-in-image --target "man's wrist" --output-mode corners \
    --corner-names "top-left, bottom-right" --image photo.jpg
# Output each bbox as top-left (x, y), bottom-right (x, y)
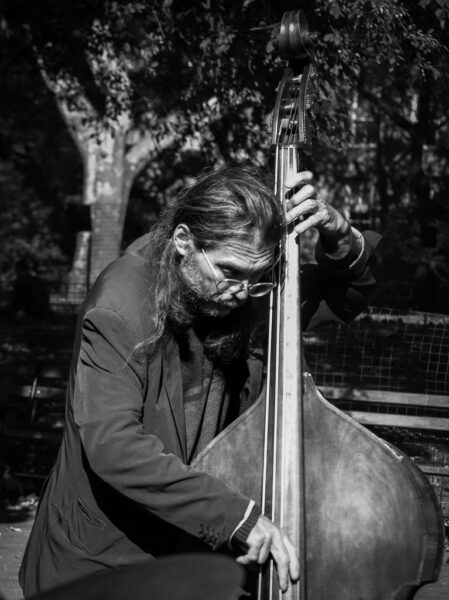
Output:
top-left (318, 218), bottom-right (351, 256)
top-left (318, 227), bottom-right (364, 263)
top-left (315, 226), bottom-right (367, 276)
top-left (229, 501), bottom-right (261, 549)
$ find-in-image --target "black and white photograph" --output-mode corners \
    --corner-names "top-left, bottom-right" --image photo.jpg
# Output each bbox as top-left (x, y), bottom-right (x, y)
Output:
top-left (0, 1), bottom-right (448, 599)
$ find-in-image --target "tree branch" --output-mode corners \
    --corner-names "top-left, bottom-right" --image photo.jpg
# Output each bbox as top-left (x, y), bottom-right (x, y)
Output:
top-left (359, 86), bottom-right (414, 132)
top-left (125, 129), bottom-right (179, 180)
top-left (84, 20), bottom-right (132, 126)
top-left (28, 35), bottom-right (98, 160)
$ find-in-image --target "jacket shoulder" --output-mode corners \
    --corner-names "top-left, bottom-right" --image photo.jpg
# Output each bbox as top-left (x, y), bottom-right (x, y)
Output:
top-left (82, 252), bottom-right (155, 342)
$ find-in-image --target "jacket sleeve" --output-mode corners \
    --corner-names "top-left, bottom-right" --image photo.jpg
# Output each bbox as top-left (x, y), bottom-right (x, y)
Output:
top-left (302, 230), bottom-right (381, 330)
top-left (74, 306), bottom-right (252, 550)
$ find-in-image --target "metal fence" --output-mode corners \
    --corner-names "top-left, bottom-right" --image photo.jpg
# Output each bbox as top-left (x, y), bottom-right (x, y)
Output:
top-left (0, 305), bottom-right (448, 508)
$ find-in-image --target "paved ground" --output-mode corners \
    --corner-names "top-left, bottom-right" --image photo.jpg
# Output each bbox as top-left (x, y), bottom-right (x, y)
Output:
top-left (0, 503), bottom-right (448, 600)
top-left (0, 504), bottom-right (35, 600)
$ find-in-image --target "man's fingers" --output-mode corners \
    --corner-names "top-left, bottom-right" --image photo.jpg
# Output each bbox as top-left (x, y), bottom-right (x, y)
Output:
top-left (236, 539), bottom-right (294, 593)
top-left (284, 536), bottom-right (300, 581)
top-left (287, 183), bottom-right (316, 207)
top-left (286, 199), bottom-right (317, 224)
top-left (236, 554), bottom-right (252, 565)
top-left (293, 210), bottom-right (324, 234)
top-left (285, 171), bottom-right (313, 190)
top-left (257, 536), bottom-right (272, 564)
top-left (237, 515), bottom-right (299, 592)
top-left (269, 532), bottom-right (292, 592)
top-left (240, 532), bottom-right (266, 564)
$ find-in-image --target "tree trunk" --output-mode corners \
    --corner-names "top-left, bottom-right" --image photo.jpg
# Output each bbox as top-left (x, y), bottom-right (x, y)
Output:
top-left (67, 231), bottom-right (92, 301)
top-left (33, 34), bottom-right (171, 298)
top-left (409, 84), bottom-right (431, 231)
top-left (89, 127), bottom-right (130, 285)
top-left (65, 120), bottom-right (178, 295)
top-left (67, 123), bottom-right (132, 292)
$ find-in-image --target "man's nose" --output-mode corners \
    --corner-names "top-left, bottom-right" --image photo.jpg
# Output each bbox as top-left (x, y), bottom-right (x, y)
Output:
top-left (233, 282), bottom-right (250, 299)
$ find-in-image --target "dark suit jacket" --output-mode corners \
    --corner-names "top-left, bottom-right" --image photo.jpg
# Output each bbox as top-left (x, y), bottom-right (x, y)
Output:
top-left (19, 230), bottom-right (380, 596)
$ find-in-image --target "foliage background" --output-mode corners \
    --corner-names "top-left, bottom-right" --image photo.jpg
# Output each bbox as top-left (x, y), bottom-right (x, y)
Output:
top-left (0, 0), bottom-right (448, 311)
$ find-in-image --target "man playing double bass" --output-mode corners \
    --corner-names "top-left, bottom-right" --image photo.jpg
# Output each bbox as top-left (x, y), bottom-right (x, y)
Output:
top-left (19, 165), bottom-right (380, 597)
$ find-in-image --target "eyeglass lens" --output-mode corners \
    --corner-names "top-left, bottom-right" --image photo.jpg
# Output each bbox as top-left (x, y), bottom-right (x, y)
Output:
top-left (216, 280), bottom-right (274, 297)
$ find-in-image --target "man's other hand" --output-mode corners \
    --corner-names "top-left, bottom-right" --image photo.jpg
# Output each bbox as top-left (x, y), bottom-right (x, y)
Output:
top-left (236, 514), bottom-right (300, 592)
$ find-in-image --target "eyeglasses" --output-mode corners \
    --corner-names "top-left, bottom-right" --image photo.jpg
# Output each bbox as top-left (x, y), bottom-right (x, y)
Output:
top-left (201, 248), bottom-right (276, 298)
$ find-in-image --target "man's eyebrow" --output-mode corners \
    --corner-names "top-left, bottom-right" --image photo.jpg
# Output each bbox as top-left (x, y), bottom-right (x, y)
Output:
top-left (217, 258), bottom-right (272, 273)
top-left (215, 260), bottom-right (244, 271)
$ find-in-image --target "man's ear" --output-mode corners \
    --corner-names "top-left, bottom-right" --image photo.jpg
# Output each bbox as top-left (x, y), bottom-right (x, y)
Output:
top-left (173, 224), bottom-right (194, 257)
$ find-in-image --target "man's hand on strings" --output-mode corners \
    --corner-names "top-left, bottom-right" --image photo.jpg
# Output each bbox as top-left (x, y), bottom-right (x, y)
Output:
top-left (284, 171), bottom-right (351, 248)
top-left (236, 514), bottom-right (299, 592)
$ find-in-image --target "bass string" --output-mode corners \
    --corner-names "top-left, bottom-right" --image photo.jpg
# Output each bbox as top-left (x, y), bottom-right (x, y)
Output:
top-left (261, 144), bottom-right (301, 599)
top-left (260, 80), bottom-right (302, 597)
top-left (258, 143), bottom-right (284, 599)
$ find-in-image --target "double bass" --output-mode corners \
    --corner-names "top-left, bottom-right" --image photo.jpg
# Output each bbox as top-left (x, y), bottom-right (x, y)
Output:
top-left (193, 10), bottom-right (444, 599)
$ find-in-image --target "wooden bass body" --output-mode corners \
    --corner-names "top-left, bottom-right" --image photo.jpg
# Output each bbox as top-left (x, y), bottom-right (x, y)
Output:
top-left (193, 373), bottom-right (443, 600)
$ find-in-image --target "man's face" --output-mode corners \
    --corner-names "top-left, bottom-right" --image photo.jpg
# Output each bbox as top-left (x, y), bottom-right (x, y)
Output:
top-left (180, 232), bottom-right (274, 318)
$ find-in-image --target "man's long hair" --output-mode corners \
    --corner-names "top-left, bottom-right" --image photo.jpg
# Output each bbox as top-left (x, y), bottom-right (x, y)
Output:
top-left (139, 165), bottom-right (284, 362)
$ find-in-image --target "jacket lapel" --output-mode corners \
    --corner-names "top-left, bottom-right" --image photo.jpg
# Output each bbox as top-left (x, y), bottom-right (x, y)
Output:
top-left (162, 337), bottom-right (187, 462)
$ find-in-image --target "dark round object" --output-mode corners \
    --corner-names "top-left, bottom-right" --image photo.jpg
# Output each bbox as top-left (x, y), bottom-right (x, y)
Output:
top-left (32, 553), bottom-right (244, 600)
